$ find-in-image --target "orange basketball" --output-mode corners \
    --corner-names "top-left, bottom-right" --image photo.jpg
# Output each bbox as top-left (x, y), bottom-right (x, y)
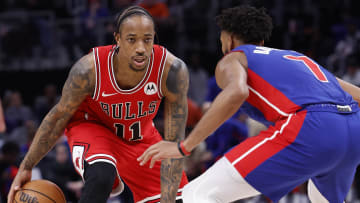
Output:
top-left (14, 179), bottom-right (66, 203)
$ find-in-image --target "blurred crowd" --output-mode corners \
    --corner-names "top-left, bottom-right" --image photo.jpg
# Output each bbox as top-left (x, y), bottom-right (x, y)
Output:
top-left (2, 0), bottom-right (360, 202)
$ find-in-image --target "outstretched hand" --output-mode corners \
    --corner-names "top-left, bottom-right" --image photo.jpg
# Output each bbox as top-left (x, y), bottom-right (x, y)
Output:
top-left (137, 141), bottom-right (183, 168)
top-left (7, 168), bottom-right (32, 203)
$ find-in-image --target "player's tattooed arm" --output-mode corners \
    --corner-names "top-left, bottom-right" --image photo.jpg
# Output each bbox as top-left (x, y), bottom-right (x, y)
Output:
top-left (161, 57), bottom-right (189, 202)
top-left (21, 54), bottom-right (95, 170)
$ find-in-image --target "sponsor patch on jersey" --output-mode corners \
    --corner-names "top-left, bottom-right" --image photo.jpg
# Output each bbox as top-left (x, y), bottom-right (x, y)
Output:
top-left (144, 82), bottom-right (158, 95)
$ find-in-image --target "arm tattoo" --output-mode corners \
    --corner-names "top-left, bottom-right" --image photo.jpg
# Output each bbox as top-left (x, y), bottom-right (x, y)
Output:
top-left (161, 58), bottom-right (189, 202)
top-left (22, 56), bottom-right (94, 170)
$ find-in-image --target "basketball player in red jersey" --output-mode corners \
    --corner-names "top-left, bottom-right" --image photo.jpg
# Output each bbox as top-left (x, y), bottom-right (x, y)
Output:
top-left (8, 6), bottom-right (188, 203)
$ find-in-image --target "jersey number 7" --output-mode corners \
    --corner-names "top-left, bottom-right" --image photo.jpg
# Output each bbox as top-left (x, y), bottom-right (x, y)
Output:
top-left (284, 55), bottom-right (329, 82)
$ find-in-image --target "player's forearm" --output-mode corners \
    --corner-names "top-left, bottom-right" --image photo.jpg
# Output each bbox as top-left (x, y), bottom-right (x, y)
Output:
top-left (21, 105), bottom-right (70, 170)
top-left (184, 85), bottom-right (248, 152)
top-left (161, 97), bottom-right (187, 202)
top-left (160, 159), bottom-right (183, 202)
top-left (336, 77), bottom-right (360, 105)
top-left (159, 56), bottom-right (189, 202)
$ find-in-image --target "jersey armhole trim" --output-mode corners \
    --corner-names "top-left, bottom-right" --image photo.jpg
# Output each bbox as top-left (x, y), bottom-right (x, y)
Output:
top-left (157, 47), bottom-right (167, 99)
top-left (92, 48), bottom-right (101, 101)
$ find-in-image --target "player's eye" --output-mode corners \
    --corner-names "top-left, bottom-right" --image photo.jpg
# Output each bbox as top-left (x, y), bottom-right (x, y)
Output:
top-left (144, 38), bottom-right (152, 43)
top-left (127, 38), bottom-right (135, 43)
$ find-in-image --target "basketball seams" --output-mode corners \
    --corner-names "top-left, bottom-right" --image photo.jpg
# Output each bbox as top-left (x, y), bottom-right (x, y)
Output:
top-left (53, 185), bottom-right (67, 203)
top-left (15, 179), bottom-right (67, 203)
top-left (18, 188), bottom-right (56, 202)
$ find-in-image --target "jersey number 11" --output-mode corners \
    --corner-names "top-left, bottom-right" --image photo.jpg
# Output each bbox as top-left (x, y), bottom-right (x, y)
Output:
top-left (114, 122), bottom-right (143, 141)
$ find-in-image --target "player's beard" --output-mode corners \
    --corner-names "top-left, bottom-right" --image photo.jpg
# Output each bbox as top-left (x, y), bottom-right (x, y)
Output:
top-left (129, 54), bottom-right (149, 72)
top-left (128, 62), bottom-right (148, 72)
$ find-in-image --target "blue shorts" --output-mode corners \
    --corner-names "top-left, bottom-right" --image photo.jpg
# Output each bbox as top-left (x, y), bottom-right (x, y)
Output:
top-left (225, 104), bottom-right (360, 202)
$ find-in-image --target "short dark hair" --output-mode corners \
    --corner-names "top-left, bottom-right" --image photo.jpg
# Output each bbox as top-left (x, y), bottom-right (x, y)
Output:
top-left (215, 5), bottom-right (273, 44)
top-left (114, 6), bottom-right (154, 35)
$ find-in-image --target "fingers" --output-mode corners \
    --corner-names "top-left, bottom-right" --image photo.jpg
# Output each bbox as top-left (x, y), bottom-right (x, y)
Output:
top-left (7, 185), bottom-right (20, 203)
top-left (149, 154), bottom-right (162, 169)
top-left (138, 147), bottom-right (158, 166)
top-left (137, 145), bottom-right (152, 163)
top-left (137, 141), bottom-right (169, 168)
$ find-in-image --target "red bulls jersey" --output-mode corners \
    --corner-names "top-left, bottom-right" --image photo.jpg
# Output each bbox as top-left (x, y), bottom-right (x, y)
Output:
top-left (67, 45), bottom-right (167, 143)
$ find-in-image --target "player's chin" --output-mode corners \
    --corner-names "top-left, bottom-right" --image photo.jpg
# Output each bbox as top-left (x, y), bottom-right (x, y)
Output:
top-left (129, 63), bottom-right (147, 72)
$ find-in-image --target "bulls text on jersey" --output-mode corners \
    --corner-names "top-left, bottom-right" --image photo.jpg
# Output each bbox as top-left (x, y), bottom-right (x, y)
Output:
top-left (100, 101), bottom-right (157, 120)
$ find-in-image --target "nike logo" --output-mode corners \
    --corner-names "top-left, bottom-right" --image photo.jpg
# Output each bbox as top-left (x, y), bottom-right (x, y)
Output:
top-left (102, 92), bottom-right (118, 97)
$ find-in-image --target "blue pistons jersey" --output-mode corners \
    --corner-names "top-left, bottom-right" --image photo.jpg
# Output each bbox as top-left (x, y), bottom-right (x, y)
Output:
top-left (232, 45), bottom-right (356, 126)
top-left (224, 45), bottom-right (360, 202)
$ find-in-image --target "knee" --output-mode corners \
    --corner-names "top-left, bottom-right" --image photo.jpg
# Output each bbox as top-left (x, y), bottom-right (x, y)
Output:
top-left (79, 162), bottom-right (117, 203)
top-left (182, 183), bottom-right (219, 203)
top-left (84, 162), bottom-right (117, 188)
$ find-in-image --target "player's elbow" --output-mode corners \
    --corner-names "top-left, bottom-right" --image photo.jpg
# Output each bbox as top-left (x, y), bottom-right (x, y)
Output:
top-left (224, 83), bottom-right (248, 110)
top-left (230, 82), bottom-right (249, 101)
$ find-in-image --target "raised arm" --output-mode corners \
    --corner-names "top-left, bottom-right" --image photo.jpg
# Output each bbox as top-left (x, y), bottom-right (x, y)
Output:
top-left (7, 53), bottom-right (95, 203)
top-left (160, 53), bottom-right (189, 202)
top-left (336, 77), bottom-right (360, 105)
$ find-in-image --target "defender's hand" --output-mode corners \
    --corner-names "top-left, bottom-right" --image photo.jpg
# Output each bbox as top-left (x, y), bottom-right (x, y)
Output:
top-left (7, 169), bottom-right (32, 203)
top-left (138, 141), bottom-right (183, 168)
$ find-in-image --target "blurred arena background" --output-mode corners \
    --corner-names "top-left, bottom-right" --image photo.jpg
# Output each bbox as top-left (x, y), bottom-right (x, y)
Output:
top-left (1, 0), bottom-right (360, 202)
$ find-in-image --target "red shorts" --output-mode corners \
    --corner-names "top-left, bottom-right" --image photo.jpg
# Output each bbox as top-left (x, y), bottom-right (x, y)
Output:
top-left (65, 121), bottom-right (188, 202)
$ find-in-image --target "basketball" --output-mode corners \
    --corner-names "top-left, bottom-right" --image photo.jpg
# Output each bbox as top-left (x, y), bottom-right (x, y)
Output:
top-left (14, 179), bottom-right (66, 203)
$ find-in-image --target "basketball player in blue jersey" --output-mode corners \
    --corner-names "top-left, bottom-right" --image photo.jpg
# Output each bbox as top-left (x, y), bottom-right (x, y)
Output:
top-left (138, 5), bottom-right (360, 203)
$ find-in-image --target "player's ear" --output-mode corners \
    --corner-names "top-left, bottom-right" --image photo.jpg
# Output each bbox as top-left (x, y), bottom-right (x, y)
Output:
top-left (230, 34), bottom-right (236, 50)
top-left (114, 32), bottom-right (121, 46)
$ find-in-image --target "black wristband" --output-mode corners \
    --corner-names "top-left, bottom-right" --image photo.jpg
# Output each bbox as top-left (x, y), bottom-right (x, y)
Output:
top-left (177, 141), bottom-right (186, 156)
